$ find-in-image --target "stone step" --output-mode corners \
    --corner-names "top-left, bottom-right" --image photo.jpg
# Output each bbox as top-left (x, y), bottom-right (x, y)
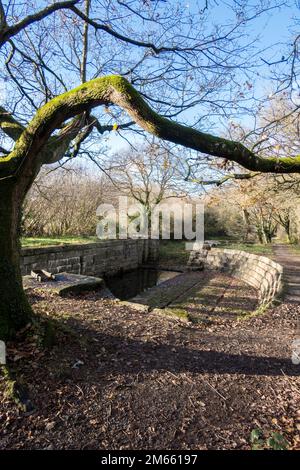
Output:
top-left (23, 272), bottom-right (105, 297)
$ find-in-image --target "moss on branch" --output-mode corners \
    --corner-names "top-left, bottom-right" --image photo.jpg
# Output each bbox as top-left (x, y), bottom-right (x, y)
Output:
top-left (2, 75), bottom-right (300, 177)
top-left (0, 106), bottom-right (25, 141)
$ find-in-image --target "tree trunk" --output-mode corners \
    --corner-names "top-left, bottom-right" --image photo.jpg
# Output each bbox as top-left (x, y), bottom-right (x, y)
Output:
top-left (256, 227), bottom-right (264, 244)
top-left (242, 209), bottom-right (251, 243)
top-left (0, 181), bottom-right (32, 340)
top-left (284, 221), bottom-right (291, 243)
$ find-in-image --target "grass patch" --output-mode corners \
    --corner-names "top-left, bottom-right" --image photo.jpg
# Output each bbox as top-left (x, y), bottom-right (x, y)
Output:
top-left (288, 244), bottom-right (300, 254)
top-left (21, 236), bottom-right (99, 247)
top-left (206, 235), bottom-right (237, 242)
top-left (155, 307), bottom-right (191, 322)
top-left (218, 242), bottom-right (274, 255)
top-left (159, 240), bottom-right (190, 266)
top-left (237, 302), bottom-right (270, 320)
top-left (158, 240), bottom-right (274, 266)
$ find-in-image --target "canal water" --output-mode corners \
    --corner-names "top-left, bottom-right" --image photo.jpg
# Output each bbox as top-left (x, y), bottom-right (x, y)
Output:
top-left (105, 268), bottom-right (180, 300)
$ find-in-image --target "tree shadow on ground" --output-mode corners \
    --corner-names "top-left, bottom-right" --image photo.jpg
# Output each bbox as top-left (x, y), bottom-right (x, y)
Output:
top-left (60, 318), bottom-right (299, 379)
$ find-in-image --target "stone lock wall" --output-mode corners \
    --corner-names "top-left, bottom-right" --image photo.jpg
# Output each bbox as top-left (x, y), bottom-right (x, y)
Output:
top-left (188, 248), bottom-right (283, 304)
top-left (21, 239), bottom-right (159, 277)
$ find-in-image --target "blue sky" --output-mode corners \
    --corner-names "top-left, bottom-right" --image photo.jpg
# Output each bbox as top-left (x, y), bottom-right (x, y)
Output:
top-left (106, 0), bottom-right (299, 152)
top-left (1, 0), bottom-right (298, 157)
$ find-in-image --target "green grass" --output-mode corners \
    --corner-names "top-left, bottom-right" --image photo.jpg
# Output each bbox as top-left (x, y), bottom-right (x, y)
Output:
top-left (218, 242), bottom-right (274, 255)
top-left (159, 240), bottom-right (190, 266)
top-left (159, 239), bottom-right (274, 267)
top-left (21, 236), bottom-right (275, 259)
top-left (21, 236), bottom-right (98, 248)
top-left (197, 235), bottom-right (274, 255)
top-left (288, 244), bottom-right (300, 254)
top-left (205, 235), bottom-right (237, 241)
top-left (160, 307), bottom-right (190, 322)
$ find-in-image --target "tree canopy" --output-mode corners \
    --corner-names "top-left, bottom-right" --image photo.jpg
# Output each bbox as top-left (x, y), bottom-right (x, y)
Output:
top-left (0, 0), bottom-right (299, 339)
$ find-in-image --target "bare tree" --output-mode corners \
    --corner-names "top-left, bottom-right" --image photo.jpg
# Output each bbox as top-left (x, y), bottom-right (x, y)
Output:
top-left (0, 1), bottom-right (80, 47)
top-left (0, 1), bottom-right (298, 338)
top-left (106, 142), bottom-right (186, 230)
top-left (23, 165), bottom-right (114, 237)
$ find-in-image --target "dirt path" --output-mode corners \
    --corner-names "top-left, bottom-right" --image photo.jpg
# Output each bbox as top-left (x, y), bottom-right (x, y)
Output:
top-left (1, 279), bottom-right (300, 450)
top-left (273, 244), bottom-right (300, 304)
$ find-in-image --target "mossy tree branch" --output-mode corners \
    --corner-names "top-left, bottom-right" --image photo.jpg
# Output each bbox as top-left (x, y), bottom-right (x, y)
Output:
top-left (1, 75), bottom-right (300, 183)
top-left (0, 112), bottom-right (89, 182)
top-left (43, 115), bottom-right (89, 165)
top-left (187, 172), bottom-right (261, 187)
top-left (0, 106), bottom-right (25, 141)
top-left (1, 74), bottom-right (299, 340)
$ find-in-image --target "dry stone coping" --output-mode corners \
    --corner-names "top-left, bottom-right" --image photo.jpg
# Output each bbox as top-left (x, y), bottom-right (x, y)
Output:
top-left (23, 272), bottom-right (105, 297)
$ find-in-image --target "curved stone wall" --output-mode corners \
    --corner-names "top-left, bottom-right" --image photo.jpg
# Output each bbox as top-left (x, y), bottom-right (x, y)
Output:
top-left (188, 248), bottom-right (283, 305)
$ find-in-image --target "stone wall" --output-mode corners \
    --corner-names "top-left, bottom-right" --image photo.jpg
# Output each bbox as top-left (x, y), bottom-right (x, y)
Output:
top-left (188, 248), bottom-right (283, 304)
top-left (21, 239), bottom-right (159, 277)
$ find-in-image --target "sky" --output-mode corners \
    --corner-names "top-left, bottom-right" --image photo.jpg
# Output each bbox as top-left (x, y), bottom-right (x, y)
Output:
top-left (106, 0), bottom-right (299, 152)
top-left (0, 0), bottom-right (298, 158)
